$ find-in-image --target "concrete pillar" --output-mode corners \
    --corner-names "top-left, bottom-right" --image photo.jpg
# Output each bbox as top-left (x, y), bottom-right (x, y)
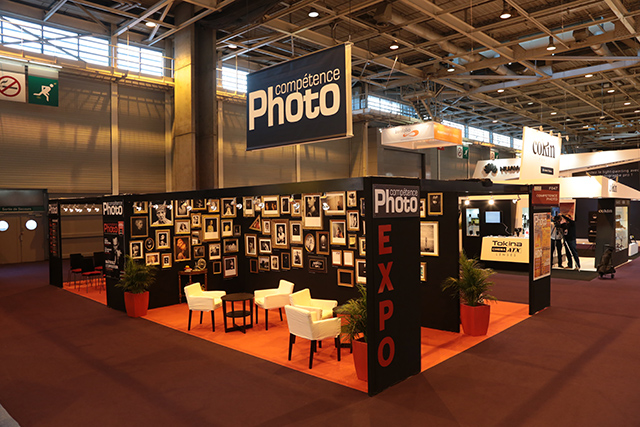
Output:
top-left (172, 2), bottom-right (196, 191)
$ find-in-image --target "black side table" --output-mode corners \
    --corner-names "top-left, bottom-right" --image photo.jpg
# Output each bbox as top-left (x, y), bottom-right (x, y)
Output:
top-left (221, 293), bottom-right (254, 333)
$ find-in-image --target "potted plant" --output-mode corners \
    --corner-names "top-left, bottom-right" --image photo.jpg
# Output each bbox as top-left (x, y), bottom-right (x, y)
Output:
top-left (336, 284), bottom-right (368, 381)
top-left (442, 252), bottom-right (496, 336)
top-left (116, 255), bottom-right (157, 318)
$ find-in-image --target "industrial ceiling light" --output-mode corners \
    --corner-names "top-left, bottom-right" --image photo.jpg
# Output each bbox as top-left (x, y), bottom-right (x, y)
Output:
top-left (607, 88), bottom-right (615, 93)
top-left (585, 73), bottom-right (593, 78)
top-left (546, 36), bottom-right (556, 51)
top-left (497, 88), bottom-right (504, 93)
top-left (635, 109), bottom-right (640, 113)
top-left (308, 9), bottom-right (319, 18)
top-left (488, 198), bottom-right (495, 205)
top-left (447, 64), bottom-right (455, 72)
top-left (228, 44), bottom-right (238, 49)
top-left (145, 21), bottom-right (156, 27)
top-left (390, 40), bottom-right (399, 50)
top-left (551, 111), bottom-right (557, 115)
top-left (624, 100), bottom-right (631, 105)
top-left (464, 199), bottom-right (470, 206)
top-left (500, 1), bottom-right (512, 19)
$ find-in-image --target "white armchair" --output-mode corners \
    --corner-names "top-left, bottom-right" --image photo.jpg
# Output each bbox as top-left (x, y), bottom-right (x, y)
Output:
top-left (254, 279), bottom-right (295, 330)
top-left (284, 305), bottom-right (341, 369)
top-left (289, 288), bottom-right (337, 320)
top-left (184, 283), bottom-right (226, 332)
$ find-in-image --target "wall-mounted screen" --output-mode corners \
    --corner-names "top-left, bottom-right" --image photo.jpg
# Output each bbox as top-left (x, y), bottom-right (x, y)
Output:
top-left (485, 211), bottom-right (501, 224)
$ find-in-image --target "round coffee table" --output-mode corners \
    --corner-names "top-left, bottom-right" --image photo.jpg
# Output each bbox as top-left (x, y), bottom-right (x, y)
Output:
top-left (221, 293), bottom-right (254, 333)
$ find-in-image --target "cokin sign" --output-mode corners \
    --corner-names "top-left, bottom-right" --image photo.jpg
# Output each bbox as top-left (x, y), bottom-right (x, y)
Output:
top-left (520, 126), bottom-right (561, 180)
top-left (246, 44), bottom-right (352, 150)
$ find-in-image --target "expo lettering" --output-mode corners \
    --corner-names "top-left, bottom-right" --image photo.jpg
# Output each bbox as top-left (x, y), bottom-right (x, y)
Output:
top-left (248, 68), bottom-right (341, 130)
top-left (377, 224), bottom-right (395, 368)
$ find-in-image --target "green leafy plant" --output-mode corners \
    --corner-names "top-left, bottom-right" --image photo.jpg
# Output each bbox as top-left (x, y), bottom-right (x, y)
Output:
top-left (336, 284), bottom-right (367, 343)
top-left (442, 252), bottom-right (496, 307)
top-left (116, 255), bottom-right (157, 294)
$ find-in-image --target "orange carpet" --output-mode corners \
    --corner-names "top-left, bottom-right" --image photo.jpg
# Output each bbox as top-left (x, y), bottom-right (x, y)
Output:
top-left (64, 283), bottom-right (529, 393)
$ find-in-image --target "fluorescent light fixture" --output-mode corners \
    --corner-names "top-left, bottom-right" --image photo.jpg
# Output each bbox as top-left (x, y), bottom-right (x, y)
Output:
top-left (546, 36), bottom-right (556, 51)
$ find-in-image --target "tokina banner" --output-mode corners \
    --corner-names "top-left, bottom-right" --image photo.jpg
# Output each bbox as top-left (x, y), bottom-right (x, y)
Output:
top-left (246, 44), bottom-right (352, 150)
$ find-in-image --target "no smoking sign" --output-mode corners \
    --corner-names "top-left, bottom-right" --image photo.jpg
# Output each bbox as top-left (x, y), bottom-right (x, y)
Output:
top-left (0, 72), bottom-right (26, 103)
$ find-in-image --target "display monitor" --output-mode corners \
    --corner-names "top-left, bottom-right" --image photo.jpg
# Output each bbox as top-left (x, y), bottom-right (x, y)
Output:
top-left (485, 211), bottom-right (501, 224)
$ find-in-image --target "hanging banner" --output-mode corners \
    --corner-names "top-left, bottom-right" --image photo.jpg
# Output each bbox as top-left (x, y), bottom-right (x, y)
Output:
top-left (0, 71), bottom-right (26, 103)
top-left (520, 127), bottom-right (561, 180)
top-left (246, 44), bottom-right (352, 150)
top-left (381, 121), bottom-right (462, 150)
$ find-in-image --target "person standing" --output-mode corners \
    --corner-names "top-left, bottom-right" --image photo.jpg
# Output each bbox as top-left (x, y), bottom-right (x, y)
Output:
top-left (562, 214), bottom-right (581, 271)
top-left (551, 216), bottom-right (564, 268)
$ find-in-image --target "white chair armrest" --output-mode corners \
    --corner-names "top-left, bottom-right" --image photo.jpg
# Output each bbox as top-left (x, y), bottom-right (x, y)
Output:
top-left (203, 290), bottom-right (226, 299)
top-left (311, 317), bottom-right (341, 340)
top-left (261, 293), bottom-right (290, 310)
top-left (254, 288), bottom-right (278, 299)
top-left (187, 295), bottom-right (216, 311)
top-left (294, 304), bottom-right (323, 321)
top-left (309, 298), bottom-right (338, 311)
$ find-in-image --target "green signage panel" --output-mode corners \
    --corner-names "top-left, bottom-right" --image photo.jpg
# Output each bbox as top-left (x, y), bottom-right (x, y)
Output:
top-left (462, 146), bottom-right (469, 159)
top-left (28, 76), bottom-right (58, 107)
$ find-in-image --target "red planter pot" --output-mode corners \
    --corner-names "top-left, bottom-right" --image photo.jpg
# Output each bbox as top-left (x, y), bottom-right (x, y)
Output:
top-left (352, 338), bottom-right (368, 382)
top-left (460, 303), bottom-right (490, 336)
top-left (124, 291), bottom-right (149, 318)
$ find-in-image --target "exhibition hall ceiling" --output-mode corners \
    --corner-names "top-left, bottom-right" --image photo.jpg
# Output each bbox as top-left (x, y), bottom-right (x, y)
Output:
top-left (3, 0), bottom-right (640, 151)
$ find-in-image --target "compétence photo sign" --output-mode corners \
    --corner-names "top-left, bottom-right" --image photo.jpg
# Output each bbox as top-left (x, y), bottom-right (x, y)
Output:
top-left (246, 43), bottom-right (352, 150)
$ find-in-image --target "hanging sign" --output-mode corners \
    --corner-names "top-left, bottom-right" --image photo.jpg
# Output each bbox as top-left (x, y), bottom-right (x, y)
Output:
top-left (28, 75), bottom-right (59, 107)
top-left (246, 44), bottom-right (352, 150)
top-left (381, 121), bottom-right (462, 150)
top-left (520, 127), bottom-right (561, 180)
top-left (0, 72), bottom-right (26, 103)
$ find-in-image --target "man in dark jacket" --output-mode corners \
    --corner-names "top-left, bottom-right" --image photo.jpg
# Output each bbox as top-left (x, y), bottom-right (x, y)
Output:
top-left (562, 214), bottom-right (581, 271)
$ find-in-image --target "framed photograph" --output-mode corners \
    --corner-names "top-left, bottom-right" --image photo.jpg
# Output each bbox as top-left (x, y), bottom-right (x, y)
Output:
top-left (356, 260), bottom-right (366, 284)
top-left (191, 213), bottom-right (202, 229)
top-left (337, 269), bottom-right (354, 287)
top-left (259, 237), bottom-right (272, 254)
top-left (348, 234), bottom-right (357, 249)
top-left (308, 255), bottom-right (327, 273)
top-left (281, 252), bottom-right (291, 270)
top-left (253, 197), bottom-right (262, 212)
top-left (144, 237), bottom-right (155, 252)
top-left (358, 236), bottom-right (366, 256)
top-left (156, 230), bottom-right (170, 250)
top-left (347, 191), bottom-right (357, 208)
top-left (233, 224), bottom-right (241, 237)
top-left (249, 215), bottom-right (262, 232)
top-left (258, 256), bottom-right (270, 272)
top-left (316, 231), bottom-right (330, 255)
top-left (193, 245), bottom-right (205, 259)
top-left (330, 219), bottom-right (346, 246)
top-left (304, 233), bottom-right (316, 253)
top-left (420, 198), bottom-right (426, 218)
top-left (146, 252), bottom-right (160, 266)
top-left (280, 195), bottom-right (291, 215)
top-left (175, 219), bottom-right (190, 235)
top-left (191, 230), bottom-right (202, 246)
top-left (161, 253), bottom-right (172, 269)
top-left (270, 255), bottom-right (279, 271)
top-left (221, 219), bottom-right (234, 238)
top-left (302, 194), bottom-right (323, 229)
top-left (150, 201), bottom-right (173, 227)
top-left (130, 217), bottom-right (148, 239)
top-left (130, 241), bottom-right (143, 259)
top-left (192, 199), bottom-right (206, 211)
top-left (331, 249), bottom-right (342, 266)
top-left (223, 256), bottom-right (238, 278)
top-left (202, 215), bottom-right (220, 241)
top-left (262, 219), bottom-right (271, 235)
top-left (291, 199), bottom-right (302, 217)
top-left (262, 195), bottom-right (279, 217)
top-left (208, 242), bottom-right (221, 260)
top-left (347, 210), bottom-right (359, 231)
top-left (324, 191), bottom-right (346, 216)
top-left (207, 199), bottom-right (220, 213)
top-left (212, 261), bottom-right (222, 274)
top-left (245, 234), bottom-right (257, 257)
top-left (360, 198), bottom-right (365, 217)
top-left (272, 219), bottom-right (289, 249)
top-left (291, 247), bottom-right (303, 268)
top-left (243, 197), bottom-right (255, 217)
top-left (290, 221), bottom-right (303, 244)
top-left (132, 201), bottom-right (148, 214)
top-left (174, 236), bottom-right (191, 262)
top-left (224, 238), bottom-right (239, 254)
top-left (175, 199), bottom-right (191, 218)
top-left (420, 262), bottom-right (427, 282)
top-left (342, 250), bottom-right (354, 267)
top-left (428, 193), bottom-right (443, 216)
top-left (221, 198), bottom-right (237, 218)
top-left (249, 258), bottom-right (258, 273)
top-left (420, 221), bottom-right (439, 256)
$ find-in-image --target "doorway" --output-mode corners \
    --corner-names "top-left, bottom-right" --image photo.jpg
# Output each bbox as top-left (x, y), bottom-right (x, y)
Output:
top-left (0, 213), bottom-right (46, 264)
